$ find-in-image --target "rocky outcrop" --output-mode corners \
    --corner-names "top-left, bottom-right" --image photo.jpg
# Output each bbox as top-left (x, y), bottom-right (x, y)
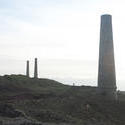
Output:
top-left (0, 104), bottom-right (25, 118)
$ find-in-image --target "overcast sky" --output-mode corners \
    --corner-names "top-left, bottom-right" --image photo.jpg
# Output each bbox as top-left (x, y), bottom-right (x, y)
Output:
top-left (0, 0), bottom-right (125, 90)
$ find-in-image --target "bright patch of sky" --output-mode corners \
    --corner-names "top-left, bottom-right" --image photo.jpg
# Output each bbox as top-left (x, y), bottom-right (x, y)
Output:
top-left (0, 0), bottom-right (125, 90)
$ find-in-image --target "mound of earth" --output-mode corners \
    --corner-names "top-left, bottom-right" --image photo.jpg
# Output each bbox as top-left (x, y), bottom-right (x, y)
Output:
top-left (0, 75), bottom-right (125, 125)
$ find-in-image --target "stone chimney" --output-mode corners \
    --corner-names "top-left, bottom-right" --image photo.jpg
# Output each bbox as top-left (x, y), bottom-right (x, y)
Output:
top-left (26, 60), bottom-right (29, 77)
top-left (34, 58), bottom-right (38, 78)
top-left (98, 14), bottom-right (117, 100)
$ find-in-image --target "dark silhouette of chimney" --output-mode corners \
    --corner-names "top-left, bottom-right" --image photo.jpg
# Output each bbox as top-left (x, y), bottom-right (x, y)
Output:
top-left (26, 60), bottom-right (29, 77)
top-left (34, 58), bottom-right (38, 78)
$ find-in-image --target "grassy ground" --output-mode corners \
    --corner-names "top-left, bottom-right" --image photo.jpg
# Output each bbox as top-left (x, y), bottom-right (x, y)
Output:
top-left (0, 75), bottom-right (125, 125)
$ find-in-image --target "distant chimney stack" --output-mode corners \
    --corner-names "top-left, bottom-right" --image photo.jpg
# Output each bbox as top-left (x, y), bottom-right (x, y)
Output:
top-left (26, 60), bottom-right (29, 77)
top-left (34, 58), bottom-right (38, 78)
